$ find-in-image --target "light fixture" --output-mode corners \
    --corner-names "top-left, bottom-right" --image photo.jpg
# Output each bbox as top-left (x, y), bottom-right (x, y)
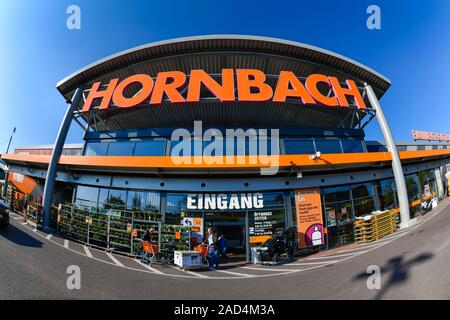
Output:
top-left (309, 151), bottom-right (322, 160)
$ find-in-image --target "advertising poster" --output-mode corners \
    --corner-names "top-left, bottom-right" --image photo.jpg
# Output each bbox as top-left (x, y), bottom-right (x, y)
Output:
top-left (295, 189), bottom-right (324, 248)
top-left (248, 211), bottom-right (274, 244)
top-left (182, 217), bottom-right (204, 239)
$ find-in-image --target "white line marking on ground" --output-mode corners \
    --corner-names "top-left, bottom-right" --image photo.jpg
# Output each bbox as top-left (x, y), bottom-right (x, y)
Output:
top-left (21, 222), bottom-right (27, 225)
top-left (337, 244), bottom-right (383, 253)
top-left (106, 252), bottom-right (124, 267)
top-left (133, 259), bottom-right (164, 275)
top-left (83, 245), bottom-right (93, 258)
top-left (309, 251), bottom-right (367, 260)
top-left (241, 266), bottom-right (296, 272)
top-left (170, 265), bottom-right (210, 278)
top-left (288, 260), bottom-right (339, 266)
top-left (213, 269), bottom-right (256, 278)
top-left (63, 239), bottom-right (69, 248)
top-left (46, 234), bottom-right (53, 240)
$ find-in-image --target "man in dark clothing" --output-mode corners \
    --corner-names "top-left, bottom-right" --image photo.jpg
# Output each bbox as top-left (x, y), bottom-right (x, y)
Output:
top-left (204, 227), bottom-right (220, 270)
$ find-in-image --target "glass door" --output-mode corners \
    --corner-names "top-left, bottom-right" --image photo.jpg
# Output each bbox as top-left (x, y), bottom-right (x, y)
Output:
top-left (204, 211), bottom-right (247, 258)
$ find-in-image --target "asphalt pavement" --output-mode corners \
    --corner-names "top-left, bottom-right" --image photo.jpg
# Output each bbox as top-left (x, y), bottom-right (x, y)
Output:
top-left (1, 198), bottom-right (449, 299)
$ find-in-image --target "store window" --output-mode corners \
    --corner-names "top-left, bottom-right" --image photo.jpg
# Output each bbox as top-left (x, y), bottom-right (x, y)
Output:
top-left (248, 209), bottom-right (285, 241)
top-left (97, 188), bottom-right (110, 212)
top-left (170, 139), bottom-right (200, 157)
top-left (261, 192), bottom-right (285, 207)
top-left (351, 183), bottom-right (375, 217)
top-left (134, 140), bottom-right (166, 156)
top-left (315, 139), bottom-right (343, 154)
top-left (106, 141), bottom-right (134, 156)
top-left (84, 142), bottom-right (108, 156)
top-left (341, 140), bottom-right (365, 153)
top-left (377, 179), bottom-right (398, 210)
top-left (405, 174), bottom-right (421, 218)
top-left (75, 185), bottom-right (99, 210)
top-left (165, 193), bottom-right (188, 225)
top-left (418, 169), bottom-right (437, 200)
top-left (323, 186), bottom-right (353, 226)
top-left (127, 190), bottom-right (161, 212)
top-left (105, 188), bottom-right (127, 210)
top-left (322, 185), bottom-right (354, 248)
top-left (283, 139), bottom-right (315, 155)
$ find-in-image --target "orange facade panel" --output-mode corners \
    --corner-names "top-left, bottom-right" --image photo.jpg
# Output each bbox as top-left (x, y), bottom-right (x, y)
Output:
top-left (8, 171), bottom-right (38, 195)
top-left (1, 149), bottom-right (449, 170)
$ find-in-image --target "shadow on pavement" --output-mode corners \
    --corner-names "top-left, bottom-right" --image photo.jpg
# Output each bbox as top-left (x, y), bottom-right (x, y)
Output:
top-left (353, 252), bottom-right (433, 300)
top-left (0, 223), bottom-right (43, 248)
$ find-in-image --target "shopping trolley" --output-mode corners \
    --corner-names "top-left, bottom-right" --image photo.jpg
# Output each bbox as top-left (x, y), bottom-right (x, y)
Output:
top-left (142, 240), bottom-right (171, 267)
top-left (193, 244), bottom-right (209, 266)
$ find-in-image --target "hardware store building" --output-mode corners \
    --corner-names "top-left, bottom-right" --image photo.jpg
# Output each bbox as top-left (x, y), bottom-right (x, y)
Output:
top-left (2, 36), bottom-right (450, 259)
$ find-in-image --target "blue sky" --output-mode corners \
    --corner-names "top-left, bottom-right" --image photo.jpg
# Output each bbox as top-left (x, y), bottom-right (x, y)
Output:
top-left (0, 0), bottom-right (449, 151)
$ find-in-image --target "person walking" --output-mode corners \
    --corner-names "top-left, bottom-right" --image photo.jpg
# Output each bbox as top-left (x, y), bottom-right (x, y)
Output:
top-left (205, 227), bottom-right (220, 270)
top-left (140, 228), bottom-right (156, 263)
top-left (218, 233), bottom-right (228, 258)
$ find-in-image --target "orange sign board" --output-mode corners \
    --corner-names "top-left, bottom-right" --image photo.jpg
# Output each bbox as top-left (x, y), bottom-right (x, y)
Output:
top-left (81, 69), bottom-right (366, 112)
top-left (295, 189), bottom-right (325, 248)
top-left (412, 130), bottom-right (450, 142)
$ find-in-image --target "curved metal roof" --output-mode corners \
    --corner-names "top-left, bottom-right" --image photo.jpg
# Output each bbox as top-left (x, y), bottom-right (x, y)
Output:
top-left (56, 35), bottom-right (391, 97)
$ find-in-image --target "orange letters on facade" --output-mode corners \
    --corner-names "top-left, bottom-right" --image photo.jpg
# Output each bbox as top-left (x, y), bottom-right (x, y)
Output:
top-left (236, 69), bottom-right (273, 101)
top-left (273, 71), bottom-right (315, 104)
top-left (328, 77), bottom-right (366, 109)
top-left (82, 78), bottom-right (119, 112)
top-left (80, 69), bottom-right (367, 112)
top-left (305, 74), bottom-right (339, 107)
top-left (150, 71), bottom-right (186, 105)
top-left (112, 74), bottom-right (154, 108)
top-left (187, 69), bottom-right (235, 102)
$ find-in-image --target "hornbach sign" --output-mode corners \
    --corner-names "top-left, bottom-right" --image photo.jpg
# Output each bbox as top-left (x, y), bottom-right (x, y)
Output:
top-left (412, 130), bottom-right (450, 143)
top-left (80, 69), bottom-right (366, 112)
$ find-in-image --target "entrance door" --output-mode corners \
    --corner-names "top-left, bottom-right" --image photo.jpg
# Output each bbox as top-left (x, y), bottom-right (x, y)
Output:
top-left (204, 211), bottom-right (247, 256)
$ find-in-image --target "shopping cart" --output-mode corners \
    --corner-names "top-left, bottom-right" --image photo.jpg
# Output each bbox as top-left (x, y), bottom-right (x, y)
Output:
top-left (142, 241), bottom-right (171, 267)
top-left (194, 244), bottom-right (209, 266)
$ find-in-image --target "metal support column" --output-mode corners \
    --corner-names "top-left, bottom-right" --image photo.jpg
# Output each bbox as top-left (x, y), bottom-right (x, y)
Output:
top-left (365, 84), bottom-right (411, 228)
top-left (42, 87), bottom-right (83, 231)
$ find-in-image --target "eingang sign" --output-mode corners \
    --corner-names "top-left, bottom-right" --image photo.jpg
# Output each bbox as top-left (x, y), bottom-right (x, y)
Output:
top-left (80, 69), bottom-right (367, 112)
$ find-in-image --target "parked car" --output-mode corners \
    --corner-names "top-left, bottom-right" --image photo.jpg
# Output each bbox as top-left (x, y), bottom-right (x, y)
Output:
top-left (0, 199), bottom-right (9, 227)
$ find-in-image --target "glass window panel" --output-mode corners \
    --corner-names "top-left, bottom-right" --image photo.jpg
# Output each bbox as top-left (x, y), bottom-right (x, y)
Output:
top-left (261, 192), bottom-right (285, 207)
top-left (127, 190), bottom-right (161, 212)
top-left (170, 139), bottom-right (199, 156)
top-left (283, 139), bottom-right (315, 154)
top-left (341, 140), bottom-right (365, 153)
top-left (166, 193), bottom-right (188, 209)
top-left (104, 188), bottom-right (127, 210)
top-left (75, 185), bottom-right (99, 209)
top-left (84, 142), bottom-right (108, 156)
top-left (378, 179), bottom-right (397, 210)
top-left (106, 141), bottom-right (134, 156)
top-left (323, 186), bottom-right (351, 203)
top-left (353, 197), bottom-right (374, 217)
top-left (324, 201), bottom-right (353, 226)
top-left (406, 174), bottom-right (419, 201)
top-left (405, 174), bottom-right (421, 218)
top-left (351, 183), bottom-right (373, 199)
top-left (134, 140), bottom-right (166, 156)
top-left (315, 139), bottom-right (342, 154)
